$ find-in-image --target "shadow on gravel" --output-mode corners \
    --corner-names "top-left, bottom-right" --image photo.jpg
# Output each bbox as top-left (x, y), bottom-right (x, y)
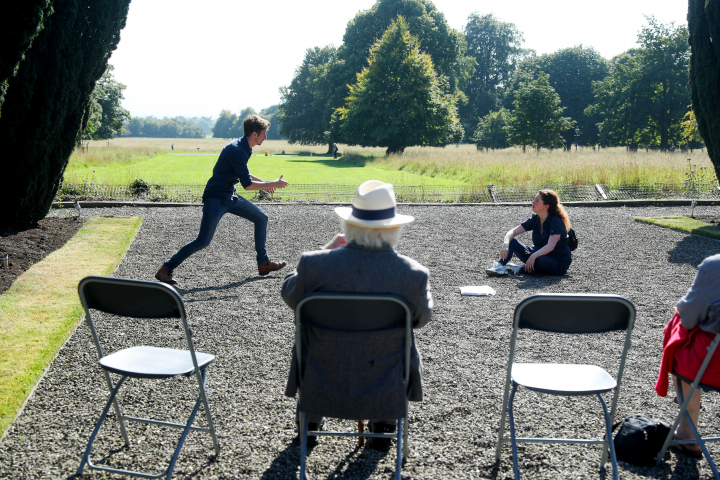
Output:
top-left (177, 276), bottom-right (275, 297)
top-left (667, 235), bottom-right (717, 267)
top-left (513, 275), bottom-right (565, 289)
top-left (260, 440), bottom-right (384, 480)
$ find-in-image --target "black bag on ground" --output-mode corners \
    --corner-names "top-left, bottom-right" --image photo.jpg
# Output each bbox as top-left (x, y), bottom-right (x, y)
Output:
top-left (612, 414), bottom-right (671, 466)
top-left (566, 228), bottom-right (578, 251)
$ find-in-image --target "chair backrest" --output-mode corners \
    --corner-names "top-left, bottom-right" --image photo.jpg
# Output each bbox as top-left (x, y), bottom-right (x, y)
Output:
top-left (78, 276), bottom-right (193, 362)
top-left (514, 293), bottom-right (635, 334)
top-left (79, 276), bottom-right (185, 319)
top-left (294, 293), bottom-right (413, 420)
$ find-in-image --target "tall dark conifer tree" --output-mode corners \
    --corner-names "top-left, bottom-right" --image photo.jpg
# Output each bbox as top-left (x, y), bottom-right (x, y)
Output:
top-left (688, 0), bottom-right (720, 182)
top-left (0, 0), bottom-right (52, 114)
top-left (0, 0), bottom-right (131, 227)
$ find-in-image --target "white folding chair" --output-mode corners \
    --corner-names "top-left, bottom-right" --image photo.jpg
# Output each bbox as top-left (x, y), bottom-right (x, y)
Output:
top-left (495, 293), bottom-right (635, 480)
top-left (294, 293), bottom-right (413, 480)
top-left (655, 333), bottom-right (720, 478)
top-left (76, 276), bottom-right (220, 479)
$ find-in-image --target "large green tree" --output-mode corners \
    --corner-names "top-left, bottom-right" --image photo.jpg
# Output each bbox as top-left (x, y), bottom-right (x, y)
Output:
top-left (0, 0), bottom-right (131, 227)
top-left (338, 17), bottom-right (463, 155)
top-left (85, 65), bottom-right (130, 140)
top-left (507, 73), bottom-right (574, 152)
top-left (506, 46), bottom-right (609, 147)
top-left (279, 0), bottom-right (473, 148)
top-left (212, 110), bottom-right (236, 138)
top-left (473, 109), bottom-right (510, 150)
top-left (461, 13), bottom-right (525, 136)
top-left (0, 0), bottom-right (51, 115)
top-left (688, 0), bottom-right (720, 181)
top-left (278, 46), bottom-right (337, 147)
top-left (586, 18), bottom-right (690, 150)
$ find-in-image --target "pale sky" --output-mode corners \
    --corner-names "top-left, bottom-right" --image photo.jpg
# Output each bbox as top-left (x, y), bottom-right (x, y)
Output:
top-left (109, 0), bottom-right (688, 119)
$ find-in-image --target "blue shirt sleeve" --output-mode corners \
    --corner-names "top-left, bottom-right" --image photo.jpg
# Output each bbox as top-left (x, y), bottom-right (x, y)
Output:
top-left (548, 216), bottom-right (568, 237)
top-left (520, 215), bottom-right (536, 231)
top-left (224, 144), bottom-right (253, 189)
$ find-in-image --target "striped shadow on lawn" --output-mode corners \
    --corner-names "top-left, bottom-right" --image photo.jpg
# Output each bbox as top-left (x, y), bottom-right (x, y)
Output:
top-left (0, 215), bottom-right (142, 436)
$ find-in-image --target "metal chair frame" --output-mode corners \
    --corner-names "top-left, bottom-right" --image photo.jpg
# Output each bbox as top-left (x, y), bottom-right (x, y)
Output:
top-left (76, 276), bottom-right (220, 479)
top-left (294, 293), bottom-right (412, 480)
top-left (495, 293), bottom-right (635, 480)
top-left (655, 333), bottom-right (720, 479)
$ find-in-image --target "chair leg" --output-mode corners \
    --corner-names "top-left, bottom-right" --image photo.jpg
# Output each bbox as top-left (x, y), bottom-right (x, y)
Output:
top-left (164, 392), bottom-right (206, 480)
top-left (597, 393), bottom-right (619, 480)
top-left (196, 368), bottom-right (220, 455)
top-left (103, 369), bottom-right (130, 447)
top-left (402, 413), bottom-right (409, 462)
top-left (299, 411), bottom-right (310, 480)
top-left (77, 376), bottom-right (127, 475)
top-left (395, 418), bottom-right (403, 480)
top-left (675, 386), bottom-right (720, 480)
top-left (496, 377), bottom-right (513, 462)
top-left (507, 384), bottom-right (521, 480)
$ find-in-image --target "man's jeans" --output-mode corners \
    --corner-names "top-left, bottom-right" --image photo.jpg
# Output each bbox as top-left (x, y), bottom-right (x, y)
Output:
top-left (498, 238), bottom-right (569, 275)
top-left (163, 196), bottom-right (269, 270)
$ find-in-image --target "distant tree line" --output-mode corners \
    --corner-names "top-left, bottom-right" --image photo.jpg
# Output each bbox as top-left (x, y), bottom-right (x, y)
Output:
top-left (123, 116), bottom-right (206, 138)
top-left (278, 0), bottom-right (700, 155)
top-left (212, 105), bottom-right (283, 139)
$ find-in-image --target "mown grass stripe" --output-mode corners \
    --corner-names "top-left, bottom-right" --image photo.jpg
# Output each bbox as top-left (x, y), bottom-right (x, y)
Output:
top-left (0, 215), bottom-right (142, 435)
top-left (635, 215), bottom-right (720, 241)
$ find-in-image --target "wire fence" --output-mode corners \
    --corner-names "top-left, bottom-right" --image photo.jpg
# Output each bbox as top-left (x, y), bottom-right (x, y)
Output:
top-left (55, 182), bottom-right (720, 204)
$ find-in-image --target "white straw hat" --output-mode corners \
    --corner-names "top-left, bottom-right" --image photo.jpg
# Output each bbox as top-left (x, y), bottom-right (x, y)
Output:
top-left (334, 180), bottom-right (414, 228)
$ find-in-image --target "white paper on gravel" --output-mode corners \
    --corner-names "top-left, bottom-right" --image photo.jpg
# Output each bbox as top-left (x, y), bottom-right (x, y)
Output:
top-left (460, 286), bottom-right (496, 296)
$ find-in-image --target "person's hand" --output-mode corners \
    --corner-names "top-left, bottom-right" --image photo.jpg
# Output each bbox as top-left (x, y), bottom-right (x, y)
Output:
top-left (500, 245), bottom-right (509, 260)
top-left (525, 254), bottom-right (537, 273)
top-left (323, 234), bottom-right (347, 250)
top-left (274, 175), bottom-right (289, 189)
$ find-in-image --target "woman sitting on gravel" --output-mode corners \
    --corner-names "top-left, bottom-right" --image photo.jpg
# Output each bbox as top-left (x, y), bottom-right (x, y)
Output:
top-left (656, 254), bottom-right (720, 458)
top-left (486, 189), bottom-right (572, 276)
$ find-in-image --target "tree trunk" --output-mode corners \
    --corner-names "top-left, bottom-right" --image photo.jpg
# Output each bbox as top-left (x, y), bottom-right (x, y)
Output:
top-left (688, 0), bottom-right (720, 182)
top-left (0, 0), bottom-right (131, 227)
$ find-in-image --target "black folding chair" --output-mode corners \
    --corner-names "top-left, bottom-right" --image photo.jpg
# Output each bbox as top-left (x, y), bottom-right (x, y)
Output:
top-left (76, 276), bottom-right (220, 479)
top-left (495, 293), bottom-right (635, 480)
top-left (655, 333), bottom-right (720, 478)
top-left (294, 293), bottom-right (413, 480)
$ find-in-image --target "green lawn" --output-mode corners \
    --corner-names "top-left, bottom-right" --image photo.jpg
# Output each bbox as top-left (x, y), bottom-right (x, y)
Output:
top-left (636, 215), bottom-right (720, 241)
top-left (63, 153), bottom-right (469, 186)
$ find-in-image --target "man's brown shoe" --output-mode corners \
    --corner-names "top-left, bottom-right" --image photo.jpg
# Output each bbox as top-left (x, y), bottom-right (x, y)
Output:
top-left (258, 260), bottom-right (286, 276)
top-left (155, 267), bottom-right (177, 285)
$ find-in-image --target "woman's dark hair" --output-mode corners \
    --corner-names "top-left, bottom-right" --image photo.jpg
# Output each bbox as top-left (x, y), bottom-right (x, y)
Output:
top-left (539, 189), bottom-right (571, 229)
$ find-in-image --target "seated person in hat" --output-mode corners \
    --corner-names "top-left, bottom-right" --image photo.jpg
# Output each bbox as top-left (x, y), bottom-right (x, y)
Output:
top-left (281, 180), bottom-right (433, 450)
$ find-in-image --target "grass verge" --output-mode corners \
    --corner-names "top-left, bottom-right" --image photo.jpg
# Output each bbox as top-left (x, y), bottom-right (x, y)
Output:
top-left (635, 215), bottom-right (720, 241)
top-left (0, 215), bottom-right (142, 435)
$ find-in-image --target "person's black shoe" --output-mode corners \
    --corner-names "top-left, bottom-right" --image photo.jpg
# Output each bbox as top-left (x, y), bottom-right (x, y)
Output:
top-left (366, 421), bottom-right (396, 452)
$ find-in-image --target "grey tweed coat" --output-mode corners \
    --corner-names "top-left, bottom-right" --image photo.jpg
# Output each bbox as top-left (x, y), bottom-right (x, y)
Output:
top-left (281, 242), bottom-right (433, 420)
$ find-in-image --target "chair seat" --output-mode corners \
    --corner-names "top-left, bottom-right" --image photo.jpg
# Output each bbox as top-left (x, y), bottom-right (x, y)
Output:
top-left (100, 346), bottom-right (215, 378)
top-left (512, 363), bottom-right (616, 395)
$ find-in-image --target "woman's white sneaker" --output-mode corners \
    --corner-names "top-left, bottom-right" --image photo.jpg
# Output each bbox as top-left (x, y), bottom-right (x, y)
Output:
top-left (486, 262), bottom-right (509, 276)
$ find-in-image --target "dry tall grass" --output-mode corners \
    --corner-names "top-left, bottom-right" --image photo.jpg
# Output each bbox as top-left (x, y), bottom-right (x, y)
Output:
top-left (71, 138), bottom-right (717, 185)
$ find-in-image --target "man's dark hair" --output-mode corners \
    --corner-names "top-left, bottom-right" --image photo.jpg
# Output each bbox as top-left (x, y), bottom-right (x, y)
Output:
top-left (244, 114), bottom-right (270, 137)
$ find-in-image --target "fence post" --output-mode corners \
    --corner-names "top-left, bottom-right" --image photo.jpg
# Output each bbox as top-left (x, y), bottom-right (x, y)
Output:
top-left (595, 184), bottom-right (608, 200)
top-left (488, 184), bottom-right (498, 203)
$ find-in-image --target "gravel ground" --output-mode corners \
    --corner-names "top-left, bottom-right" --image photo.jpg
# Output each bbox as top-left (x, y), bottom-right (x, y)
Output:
top-left (1, 203), bottom-right (720, 479)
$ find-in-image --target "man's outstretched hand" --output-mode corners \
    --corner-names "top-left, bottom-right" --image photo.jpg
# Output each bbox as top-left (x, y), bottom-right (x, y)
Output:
top-left (267, 175), bottom-right (289, 194)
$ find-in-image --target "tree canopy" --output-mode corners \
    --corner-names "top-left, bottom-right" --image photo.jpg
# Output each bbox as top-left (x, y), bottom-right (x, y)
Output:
top-left (505, 46), bottom-right (609, 147)
top-left (473, 109), bottom-right (510, 150)
top-left (123, 117), bottom-right (205, 138)
top-left (84, 65), bottom-right (130, 140)
top-left (506, 73), bottom-right (574, 151)
top-left (586, 18), bottom-right (690, 150)
top-left (461, 13), bottom-right (526, 135)
top-left (0, 0), bottom-right (132, 227)
top-left (338, 17), bottom-right (463, 154)
top-left (279, 0), bottom-right (472, 148)
top-left (688, 0), bottom-right (720, 181)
